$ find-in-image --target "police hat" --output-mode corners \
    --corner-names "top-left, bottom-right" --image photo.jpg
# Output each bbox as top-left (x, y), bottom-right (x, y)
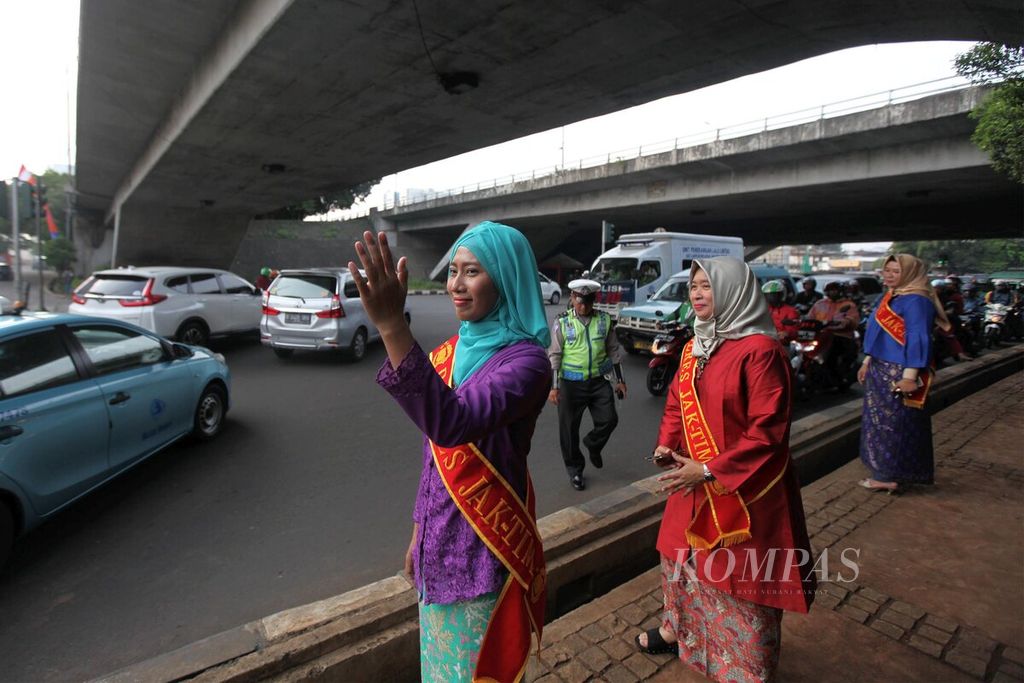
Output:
top-left (568, 279), bottom-right (602, 295)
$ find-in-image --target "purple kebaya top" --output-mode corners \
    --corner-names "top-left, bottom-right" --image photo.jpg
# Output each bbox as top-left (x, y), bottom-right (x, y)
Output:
top-left (376, 339), bottom-right (551, 605)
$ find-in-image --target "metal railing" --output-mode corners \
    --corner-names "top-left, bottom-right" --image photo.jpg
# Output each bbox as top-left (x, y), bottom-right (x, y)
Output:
top-left (345, 76), bottom-right (976, 218)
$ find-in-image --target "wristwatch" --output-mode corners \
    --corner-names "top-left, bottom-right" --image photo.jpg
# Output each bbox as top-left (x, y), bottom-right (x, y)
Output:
top-left (702, 463), bottom-right (715, 482)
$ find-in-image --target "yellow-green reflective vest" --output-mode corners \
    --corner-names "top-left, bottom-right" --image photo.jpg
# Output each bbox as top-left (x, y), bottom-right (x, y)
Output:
top-left (558, 311), bottom-right (613, 381)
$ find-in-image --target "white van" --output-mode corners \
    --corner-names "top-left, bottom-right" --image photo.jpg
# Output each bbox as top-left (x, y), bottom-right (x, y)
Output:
top-left (589, 232), bottom-right (744, 318)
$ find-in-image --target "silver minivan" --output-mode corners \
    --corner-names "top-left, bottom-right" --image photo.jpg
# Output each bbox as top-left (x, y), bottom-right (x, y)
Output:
top-left (259, 268), bottom-right (409, 361)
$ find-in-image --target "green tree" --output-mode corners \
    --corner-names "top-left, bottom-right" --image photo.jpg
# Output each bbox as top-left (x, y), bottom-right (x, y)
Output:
top-left (889, 239), bottom-right (1024, 273)
top-left (258, 179), bottom-right (380, 219)
top-left (955, 43), bottom-right (1024, 184)
top-left (41, 236), bottom-right (76, 273)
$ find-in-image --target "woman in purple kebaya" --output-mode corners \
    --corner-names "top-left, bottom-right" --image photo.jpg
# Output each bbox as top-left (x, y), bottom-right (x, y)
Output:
top-left (349, 221), bottom-right (551, 683)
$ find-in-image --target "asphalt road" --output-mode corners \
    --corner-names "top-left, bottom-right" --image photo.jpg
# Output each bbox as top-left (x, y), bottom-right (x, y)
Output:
top-left (0, 295), bottom-right (864, 681)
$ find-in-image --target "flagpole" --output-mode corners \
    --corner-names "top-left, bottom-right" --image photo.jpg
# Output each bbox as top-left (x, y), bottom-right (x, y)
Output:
top-left (35, 183), bottom-right (46, 311)
top-left (11, 178), bottom-right (22, 301)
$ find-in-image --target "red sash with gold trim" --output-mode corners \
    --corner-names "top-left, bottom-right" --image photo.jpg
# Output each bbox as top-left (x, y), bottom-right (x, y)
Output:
top-left (428, 335), bottom-right (545, 683)
top-left (874, 292), bottom-right (933, 408)
top-left (677, 339), bottom-right (753, 549)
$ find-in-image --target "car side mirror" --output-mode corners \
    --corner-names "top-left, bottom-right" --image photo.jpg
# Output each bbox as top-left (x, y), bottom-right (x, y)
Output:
top-left (172, 343), bottom-right (195, 359)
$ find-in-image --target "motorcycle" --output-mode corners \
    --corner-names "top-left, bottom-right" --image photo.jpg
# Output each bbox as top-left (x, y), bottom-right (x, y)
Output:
top-left (646, 321), bottom-right (692, 396)
top-left (983, 303), bottom-right (1010, 348)
top-left (787, 317), bottom-right (860, 400)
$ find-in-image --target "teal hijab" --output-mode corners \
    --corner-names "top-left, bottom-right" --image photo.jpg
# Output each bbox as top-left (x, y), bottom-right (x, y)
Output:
top-left (450, 221), bottom-right (551, 386)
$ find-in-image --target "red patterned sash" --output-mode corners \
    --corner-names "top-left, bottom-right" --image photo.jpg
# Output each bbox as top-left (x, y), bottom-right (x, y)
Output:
top-left (874, 292), bottom-right (933, 408)
top-left (428, 335), bottom-right (545, 683)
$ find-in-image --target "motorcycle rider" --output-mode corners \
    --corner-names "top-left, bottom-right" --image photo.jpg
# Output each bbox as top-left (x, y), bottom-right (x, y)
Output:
top-left (985, 280), bottom-right (1024, 339)
top-left (808, 281), bottom-right (860, 378)
top-left (763, 279), bottom-right (800, 344)
top-left (794, 276), bottom-right (822, 313)
top-left (962, 284), bottom-right (985, 315)
top-left (933, 278), bottom-right (969, 362)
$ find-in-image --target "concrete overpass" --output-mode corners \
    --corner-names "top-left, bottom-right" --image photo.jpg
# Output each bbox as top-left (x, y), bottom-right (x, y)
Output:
top-left (366, 86), bottom-right (1023, 278)
top-left (74, 0), bottom-right (1023, 268)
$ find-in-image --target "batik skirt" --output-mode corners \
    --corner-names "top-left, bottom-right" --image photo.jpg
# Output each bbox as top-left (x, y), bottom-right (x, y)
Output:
top-left (859, 357), bottom-right (934, 484)
top-left (419, 591), bottom-right (499, 683)
top-left (660, 556), bottom-right (783, 683)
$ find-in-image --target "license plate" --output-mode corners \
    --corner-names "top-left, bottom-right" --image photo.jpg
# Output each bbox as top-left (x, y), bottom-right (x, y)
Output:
top-left (798, 330), bottom-right (816, 340)
top-left (285, 312), bottom-right (311, 324)
top-left (633, 340), bottom-right (651, 351)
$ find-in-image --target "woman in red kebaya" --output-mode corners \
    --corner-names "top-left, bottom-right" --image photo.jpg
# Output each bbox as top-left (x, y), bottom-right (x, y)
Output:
top-left (635, 257), bottom-right (815, 682)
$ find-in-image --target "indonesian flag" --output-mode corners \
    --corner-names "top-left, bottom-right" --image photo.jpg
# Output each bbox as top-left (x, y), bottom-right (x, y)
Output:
top-left (44, 204), bottom-right (60, 239)
top-left (17, 165), bottom-right (37, 186)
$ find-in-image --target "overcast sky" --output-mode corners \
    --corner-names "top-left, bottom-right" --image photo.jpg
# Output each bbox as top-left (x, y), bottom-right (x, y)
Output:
top-left (0, 2), bottom-right (978, 250)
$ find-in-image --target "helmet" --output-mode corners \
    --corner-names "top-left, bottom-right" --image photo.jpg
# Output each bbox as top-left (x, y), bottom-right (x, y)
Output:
top-left (824, 281), bottom-right (844, 299)
top-left (761, 279), bottom-right (785, 294)
top-left (931, 278), bottom-right (947, 288)
top-left (260, 267), bottom-right (272, 276)
top-left (803, 277), bottom-right (817, 288)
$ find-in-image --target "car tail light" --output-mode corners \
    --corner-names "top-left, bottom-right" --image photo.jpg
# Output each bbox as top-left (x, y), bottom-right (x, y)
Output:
top-left (118, 278), bottom-right (167, 307)
top-left (261, 291), bottom-right (280, 315)
top-left (71, 292), bottom-right (87, 305)
top-left (316, 295), bottom-right (345, 319)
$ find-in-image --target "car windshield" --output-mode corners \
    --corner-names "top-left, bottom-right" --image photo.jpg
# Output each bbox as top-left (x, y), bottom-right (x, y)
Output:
top-left (591, 258), bottom-right (637, 282)
top-left (270, 275), bottom-right (336, 299)
top-left (651, 277), bottom-right (688, 302)
top-left (79, 275), bottom-right (149, 297)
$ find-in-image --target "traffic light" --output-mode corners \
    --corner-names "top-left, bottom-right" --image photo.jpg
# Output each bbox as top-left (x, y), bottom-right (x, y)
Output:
top-left (602, 220), bottom-right (616, 244)
top-left (0, 181), bottom-right (8, 220)
top-left (37, 182), bottom-right (47, 209)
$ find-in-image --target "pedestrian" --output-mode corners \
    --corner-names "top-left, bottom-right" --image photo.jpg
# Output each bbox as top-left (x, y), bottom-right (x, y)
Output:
top-left (635, 257), bottom-right (815, 682)
top-left (630, 258), bottom-right (815, 683)
top-left (348, 222), bottom-right (550, 683)
top-left (254, 266), bottom-right (273, 291)
top-left (857, 254), bottom-right (950, 492)
top-left (547, 278), bottom-right (627, 491)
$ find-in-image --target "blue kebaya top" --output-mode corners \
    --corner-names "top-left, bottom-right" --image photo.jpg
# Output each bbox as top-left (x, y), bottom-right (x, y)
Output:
top-left (863, 293), bottom-right (935, 369)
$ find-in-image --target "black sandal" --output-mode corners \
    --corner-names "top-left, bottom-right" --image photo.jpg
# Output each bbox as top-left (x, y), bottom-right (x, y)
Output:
top-left (635, 627), bottom-right (679, 656)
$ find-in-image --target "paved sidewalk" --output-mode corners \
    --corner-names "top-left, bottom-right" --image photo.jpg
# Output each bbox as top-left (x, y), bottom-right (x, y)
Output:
top-left (527, 370), bottom-right (1024, 682)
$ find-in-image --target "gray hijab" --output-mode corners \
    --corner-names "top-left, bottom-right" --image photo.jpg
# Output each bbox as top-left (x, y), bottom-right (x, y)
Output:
top-left (691, 257), bottom-right (777, 359)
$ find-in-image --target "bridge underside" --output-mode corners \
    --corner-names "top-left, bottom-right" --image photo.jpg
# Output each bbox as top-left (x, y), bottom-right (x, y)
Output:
top-left (75, 0), bottom-right (1022, 268)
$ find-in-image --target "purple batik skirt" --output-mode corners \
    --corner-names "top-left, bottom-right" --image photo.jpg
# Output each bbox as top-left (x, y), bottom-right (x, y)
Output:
top-left (859, 357), bottom-right (934, 484)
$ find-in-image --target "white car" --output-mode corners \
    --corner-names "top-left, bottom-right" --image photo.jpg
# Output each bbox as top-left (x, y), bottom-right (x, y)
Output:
top-left (260, 268), bottom-right (410, 361)
top-left (69, 266), bottom-right (262, 347)
top-left (538, 272), bottom-right (562, 305)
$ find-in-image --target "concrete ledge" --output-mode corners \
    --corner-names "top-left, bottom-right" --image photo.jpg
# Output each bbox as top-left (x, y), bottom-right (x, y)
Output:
top-left (98, 346), bottom-right (1023, 682)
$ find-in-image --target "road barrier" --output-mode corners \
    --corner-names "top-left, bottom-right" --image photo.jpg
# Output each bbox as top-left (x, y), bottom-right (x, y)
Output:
top-left (96, 345), bottom-right (1024, 683)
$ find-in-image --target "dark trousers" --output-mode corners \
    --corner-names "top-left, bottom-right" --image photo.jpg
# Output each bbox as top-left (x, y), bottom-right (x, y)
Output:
top-left (558, 377), bottom-right (618, 476)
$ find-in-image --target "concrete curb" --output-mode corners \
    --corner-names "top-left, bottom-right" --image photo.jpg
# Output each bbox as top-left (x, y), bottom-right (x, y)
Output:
top-left (95, 346), bottom-right (1024, 682)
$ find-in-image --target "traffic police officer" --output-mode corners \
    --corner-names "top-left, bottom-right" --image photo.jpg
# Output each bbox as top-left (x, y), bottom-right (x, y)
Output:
top-left (547, 279), bottom-right (627, 491)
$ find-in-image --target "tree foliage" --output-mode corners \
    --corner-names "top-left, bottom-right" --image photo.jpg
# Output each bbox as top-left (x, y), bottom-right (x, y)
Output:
top-left (955, 43), bottom-right (1024, 184)
top-left (889, 239), bottom-right (1024, 273)
top-left (41, 236), bottom-right (77, 273)
top-left (258, 179), bottom-right (380, 219)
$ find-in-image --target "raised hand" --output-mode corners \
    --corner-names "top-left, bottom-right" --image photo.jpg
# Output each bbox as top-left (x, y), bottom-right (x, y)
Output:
top-left (349, 231), bottom-right (414, 369)
top-left (349, 231), bottom-right (409, 335)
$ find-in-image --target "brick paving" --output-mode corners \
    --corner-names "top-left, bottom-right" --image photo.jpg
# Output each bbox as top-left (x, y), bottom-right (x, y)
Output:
top-left (526, 371), bottom-right (1024, 682)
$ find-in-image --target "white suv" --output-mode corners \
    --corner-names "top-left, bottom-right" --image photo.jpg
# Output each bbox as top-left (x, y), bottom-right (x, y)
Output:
top-left (260, 268), bottom-right (410, 361)
top-left (69, 266), bottom-right (262, 347)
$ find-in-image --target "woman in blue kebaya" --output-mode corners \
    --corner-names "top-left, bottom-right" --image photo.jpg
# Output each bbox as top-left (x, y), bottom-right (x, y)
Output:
top-left (857, 253), bottom-right (950, 492)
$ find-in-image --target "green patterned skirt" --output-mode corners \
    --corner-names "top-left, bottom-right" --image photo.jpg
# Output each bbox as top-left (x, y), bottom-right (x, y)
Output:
top-left (419, 592), bottom-right (499, 682)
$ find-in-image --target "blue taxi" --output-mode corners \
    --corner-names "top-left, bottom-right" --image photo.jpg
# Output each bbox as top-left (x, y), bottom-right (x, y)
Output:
top-left (0, 312), bottom-right (231, 568)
